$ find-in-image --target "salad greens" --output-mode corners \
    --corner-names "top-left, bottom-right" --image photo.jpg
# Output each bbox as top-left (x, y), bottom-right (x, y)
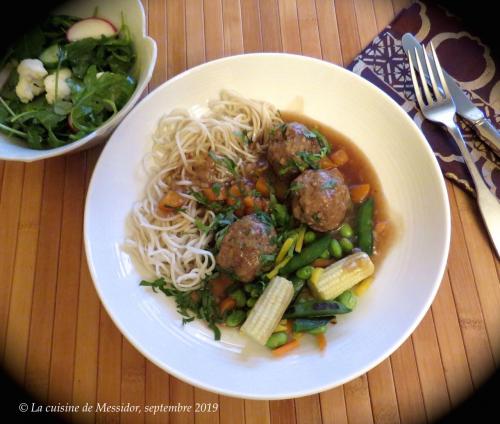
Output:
top-left (0, 14), bottom-right (136, 149)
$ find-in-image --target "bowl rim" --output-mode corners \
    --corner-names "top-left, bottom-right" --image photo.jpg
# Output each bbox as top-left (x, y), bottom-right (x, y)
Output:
top-left (84, 52), bottom-right (451, 399)
top-left (0, 0), bottom-right (157, 163)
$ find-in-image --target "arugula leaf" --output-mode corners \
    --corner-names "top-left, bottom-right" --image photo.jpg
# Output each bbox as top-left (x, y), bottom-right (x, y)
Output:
top-left (296, 151), bottom-right (322, 169)
top-left (208, 150), bottom-right (239, 176)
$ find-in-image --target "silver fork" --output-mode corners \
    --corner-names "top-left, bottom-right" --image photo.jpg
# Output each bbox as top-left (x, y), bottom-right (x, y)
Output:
top-left (407, 43), bottom-right (500, 258)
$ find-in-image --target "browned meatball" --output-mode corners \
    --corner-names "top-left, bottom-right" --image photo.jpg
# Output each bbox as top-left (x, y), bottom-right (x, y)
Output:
top-left (291, 168), bottom-right (351, 232)
top-left (216, 214), bottom-right (277, 282)
top-left (267, 122), bottom-right (322, 178)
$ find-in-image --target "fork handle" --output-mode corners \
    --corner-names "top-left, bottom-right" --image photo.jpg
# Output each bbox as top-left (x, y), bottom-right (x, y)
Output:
top-left (473, 118), bottom-right (500, 158)
top-left (446, 124), bottom-right (500, 258)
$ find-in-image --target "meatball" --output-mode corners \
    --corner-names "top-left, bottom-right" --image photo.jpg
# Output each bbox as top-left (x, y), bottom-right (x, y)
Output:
top-left (291, 168), bottom-right (351, 232)
top-left (267, 122), bottom-right (322, 178)
top-left (216, 214), bottom-right (277, 282)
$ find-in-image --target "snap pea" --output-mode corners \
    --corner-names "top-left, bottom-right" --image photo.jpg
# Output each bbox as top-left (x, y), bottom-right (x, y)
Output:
top-left (229, 289), bottom-right (247, 308)
top-left (279, 234), bottom-right (333, 276)
top-left (290, 276), bottom-right (305, 301)
top-left (292, 318), bottom-right (331, 333)
top-left (336, 289), bottom-right (358, 310)
top-left (225, 310), bottom-right (246, 327)
top-left (339, 223), bottom-right (353, 238)
top-left (320, 249), bottom-right (331, 259)
top-left (329, 239), bottom-right (343, 259)
top-left (303, 231), bottom-right (317, 244)
top-left (296, 265), bottom-right (313, 280)
top-left (284, 300), bottom-right (351, 318)
top-left (339, 237), bottom-right (353, 253)
top-left (356, 197), bottom-right (374, 255)
top-left (266, 332), bottom-right (288, 349)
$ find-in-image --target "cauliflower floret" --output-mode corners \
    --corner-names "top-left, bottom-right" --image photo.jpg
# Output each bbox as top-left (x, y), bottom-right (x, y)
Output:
top-left (44, 68), bottom-right (72, 105)
top-left (15, 58), bottom-right (48, 103)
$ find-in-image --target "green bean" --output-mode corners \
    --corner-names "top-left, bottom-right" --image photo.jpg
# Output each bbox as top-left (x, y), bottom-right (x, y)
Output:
top-left (337, 289), bottom-right (358, 310)
top-left (339, 237), bottom-right (353, 253)
top-left (356, 197), bottom-right (374, 254)
top-left (290, 276), bottom-right (305, 300)
top-left (328, 239), bottom-right (343, 259)
top-left (339, 223), bottom-right (353, 238)
top-left (292, 318), bottom-right (331, 333)
top-left (320, 249), bottom-right (331, 259)
top-left (304, 231), bottom-right (317, 244)
top-left (230, 289), bottom-right (247, 308)
top-left (243, 284), bottom-right (255, 293)
top-left (279, 234), bottom-right (333, 276)
top-left (284, 300), bottom-right (351, 318)
top-left (246, 297), bottom-right (257, 308)
top-left (296, 265), bottom-right (313, 280)
top-left (308, 325), bottom-right (328, 335)
top-left (225, 310), bottom-right (246, 327)
top-left (266, 332), bottom-right (288, 349)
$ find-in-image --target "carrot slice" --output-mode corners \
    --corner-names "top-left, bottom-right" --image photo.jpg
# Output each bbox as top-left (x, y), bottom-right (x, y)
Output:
top-left (243, 196), bottom-right (255, 208)
top-left (312, 258), bottom-right (335, 268)
top-left (219, 297), bottom-right (236, 314)
top-left (350, 183), bottom-right (370, 203)
top-left (329, 149), bottom-right (349, 167)
top-left (272, 339), bottom-right (300, 357)
top-left (316, 333), bottom-right (327, 351)
top-left (159, 190), bottom-right (185, 210)
top-left (229, 184), bottom-right (243, 197)
top-left (255, 176), bottom-right (270, 197)
top-left (319, 156), bottom-right (335, 169)
top-left (210, 274), bottom-right (234, 298)
top-left (202, 186), bottom-right (226, 202)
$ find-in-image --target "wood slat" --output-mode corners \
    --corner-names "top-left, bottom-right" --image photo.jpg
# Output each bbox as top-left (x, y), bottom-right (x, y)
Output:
top-left (367, 360), bottom-right (400, 424)
top-left (186, 0), bottom-right (206, 68)
top-left (258, 0), bottom-right (282, 52)
top-left (2, 161), bottom-right (44, 382)
top-left (319, 387), bottom-right (348, 424)
top-left (269, 399), bottom-right (297, 424)
top-left (194, 388), bottom-right (219, 424)
top-left (204, 0), bottom-right (224, 60)
top-left (314, 0), bottom-right (343, 65)
top-left (296, 0), bottom-right (322, 58)
top-left (148, 0), bottom-right (168, 90)
top-left (24, 157), bottom-right (66, 402)
top-left (295, 395), bottom-right (323, 424)
top-left (343, 375), bottom-right (374, 424)
top-left (277, 0), bottom-right (301, 54)
top-left (244, 400), bottom-right (270, 424)
top-left (222, 0), bottom-right (244, 55)
top-left (169, 377), bottom-right (195, 424)
top-left (167, 0), bottom-right (187, 78)
top-left (145, 361), bottom-right (170, 424)
top-left (121, 341), bottom-right (146, 424)
top-left (372, 0), bottom-right (395, 31)
top-left (219, 396), bottom-right (245, 424)
top-left (334, 0), bottom-right (362, 64)
top-left (353, 0), bottom-right (378, 49)
top-left (240, 0), bottom-right (263, 52)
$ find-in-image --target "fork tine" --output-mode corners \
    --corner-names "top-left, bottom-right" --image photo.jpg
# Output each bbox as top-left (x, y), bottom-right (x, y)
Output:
top-left (407, 51), bottom-right (425, 109)
top-left (423, 44), bottom-right (442, 100)
top-left (430, 42), bottom-right (451, 98)
top-left (414, 47), bottom-right (433, 105)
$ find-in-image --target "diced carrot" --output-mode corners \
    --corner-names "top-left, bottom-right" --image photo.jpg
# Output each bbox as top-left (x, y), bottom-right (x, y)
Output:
top-left (210, 274), bottom-right (234, 298)
top-left (159, 190), bottom-right (185, 211)
top-left (219, 297), bottom-right (236, 314)
top-left (312, 258), bottom-right (335, 268)
top-left (243, 196), bottom-right (255, 208)
top-left (255, 176), bottom-right (270, 197)
top-left (202, 186), bottom-right (226, 202)
top-left (272, 339), bottom-right (300, 357)
top-left (350, 183), bottom-right (370, 203)
top-left (329, 149), bottom-right (349, 167)
top-left (229, 184), bottom-right (243, 198)
top-left (316, 333), bottom-right (327, 351)
top-left (319, 156), bottom-right (335, 169)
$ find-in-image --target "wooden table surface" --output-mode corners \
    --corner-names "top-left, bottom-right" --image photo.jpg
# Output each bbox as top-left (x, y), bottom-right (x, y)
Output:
top-left (2, 0), bottom-right (499, 423)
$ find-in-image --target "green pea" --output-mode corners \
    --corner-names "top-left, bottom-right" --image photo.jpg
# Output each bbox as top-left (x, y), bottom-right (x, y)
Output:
top-left (303, 231), bottom-right (317, 244)
top-left (320, 249), bottom-right (330, 259)
top-left (251, 288), bottom-right (261, 298)
top-left (230, 289), bottom-right (247, 308)
top-left (225, 310), bottom-right (246, 327)
top-left (339, 223), bottom-right (353, 238)
top-left (308, 325), bottom-right (328, 335)
top-left (246, 297), bottom-right (257, 308)
top-left (337, 289), bottom-right (357, 310)
top-left (329, 239), bottom-right (342, 259)
top-left (243, 284), bottom-right (255, 293)
top-left (296, 265), bottom-right (314, 280)
top-left (339, 237), bottom-right (353, 253)
top-left (265, 331), bottom-right (288, 349)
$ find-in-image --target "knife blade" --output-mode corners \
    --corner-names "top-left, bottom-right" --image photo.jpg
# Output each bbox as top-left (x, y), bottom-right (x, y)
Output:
top-left (402, 33), bottom-right (500, 157)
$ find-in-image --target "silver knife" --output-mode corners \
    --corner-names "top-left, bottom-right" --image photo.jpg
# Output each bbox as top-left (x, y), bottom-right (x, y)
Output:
top-left (402, 33), bottom-right (500, 157)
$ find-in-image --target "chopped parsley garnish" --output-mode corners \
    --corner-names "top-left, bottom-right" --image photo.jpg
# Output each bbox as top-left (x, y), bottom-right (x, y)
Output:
top-left (211, 182), bottom-right (222, 197)
top-left (140, 277), bottom-right (223, 340)
top-left (288, 181), bottom-right (304, 194)
top-left (208, 150), bottom-right (239, 176)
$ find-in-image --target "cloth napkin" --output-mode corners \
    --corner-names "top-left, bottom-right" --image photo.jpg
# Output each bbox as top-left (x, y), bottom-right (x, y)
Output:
top-left (348, 0), bottom-right (499, 198)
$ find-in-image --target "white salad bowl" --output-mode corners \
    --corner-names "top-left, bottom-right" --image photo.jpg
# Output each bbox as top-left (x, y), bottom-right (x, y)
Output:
top-left (85, 53), bottom-right (450, 399)
top-left (0, 0), bottom-right (156, 162)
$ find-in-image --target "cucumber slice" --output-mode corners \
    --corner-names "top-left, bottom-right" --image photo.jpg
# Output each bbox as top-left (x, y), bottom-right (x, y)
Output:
top-left (39, 45), bottom-right (61, 67)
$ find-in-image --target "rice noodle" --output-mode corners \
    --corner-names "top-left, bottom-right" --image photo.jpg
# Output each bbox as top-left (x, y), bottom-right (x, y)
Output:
top-left (126, 90), bottom-right (283, 291)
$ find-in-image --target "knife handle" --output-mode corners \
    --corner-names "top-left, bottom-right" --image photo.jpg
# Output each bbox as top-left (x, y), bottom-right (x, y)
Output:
top-left (474, 118), bottom-right (500, 158)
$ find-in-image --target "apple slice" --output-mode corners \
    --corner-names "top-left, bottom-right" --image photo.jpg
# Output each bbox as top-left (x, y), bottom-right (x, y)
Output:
top-left (67, 17), bottom-right (117, 42)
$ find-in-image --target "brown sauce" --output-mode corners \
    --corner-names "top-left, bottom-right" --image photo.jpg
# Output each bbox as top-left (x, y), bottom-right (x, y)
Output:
top-left (280, 111), bottom-right (395, 267)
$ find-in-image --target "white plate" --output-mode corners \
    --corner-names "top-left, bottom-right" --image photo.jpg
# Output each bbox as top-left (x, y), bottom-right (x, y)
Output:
top-left (85, 53), bottom-right (450, 399)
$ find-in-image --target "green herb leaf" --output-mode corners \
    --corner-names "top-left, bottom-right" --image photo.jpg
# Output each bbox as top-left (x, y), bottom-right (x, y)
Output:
top-left (208, 150), bottom-right (239, 176)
